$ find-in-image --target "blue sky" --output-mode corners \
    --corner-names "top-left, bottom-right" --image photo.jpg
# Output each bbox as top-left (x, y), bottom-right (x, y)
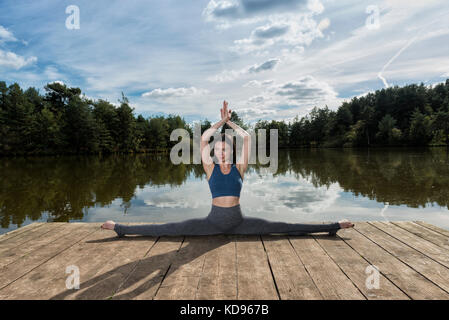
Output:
top-left (1, 0), bottom-right (448, 124)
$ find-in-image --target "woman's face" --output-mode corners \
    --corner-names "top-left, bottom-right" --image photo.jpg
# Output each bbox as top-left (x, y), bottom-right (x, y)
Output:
top-left (214, 141), bottom-right (232, 164)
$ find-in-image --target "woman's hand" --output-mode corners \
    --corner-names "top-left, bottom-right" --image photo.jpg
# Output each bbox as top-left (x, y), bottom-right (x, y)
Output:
top-left (220, 100), bottom-right (231, 122)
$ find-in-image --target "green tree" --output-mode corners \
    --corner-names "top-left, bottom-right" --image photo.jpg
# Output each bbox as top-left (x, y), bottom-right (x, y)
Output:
top-left (30, 105), bottom-right (62, 153)
top-left (409, 108), bottom-right (433, 145)
top-left (116, 92), bottom-right (137, 152)
top-left (92, 99), bottom-right (119, 152)
top-left (147, 116), bottom-right (169, 149)
top-left (433, 108), bottom-right (449, 145)
top-left (377, 114), bottom-right (402, 145)
top-left (62, 95), bottom-right (98, 153)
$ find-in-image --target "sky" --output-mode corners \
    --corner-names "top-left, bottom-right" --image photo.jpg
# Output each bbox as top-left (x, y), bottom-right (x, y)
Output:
top-left (1, 0), bottom-right (449, 125)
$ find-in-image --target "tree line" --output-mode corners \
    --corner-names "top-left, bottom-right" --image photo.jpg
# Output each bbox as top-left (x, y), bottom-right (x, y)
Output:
top-left (1, 79), bottom-right (449, 155)
top-left (0, 81), bottom-right (193, 155)
top-left (255, 79), bottom-right (449, 148)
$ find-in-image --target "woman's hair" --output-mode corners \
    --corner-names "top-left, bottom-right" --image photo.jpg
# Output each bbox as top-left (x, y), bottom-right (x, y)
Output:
top-left (212, 132), bottom-right (236, 164)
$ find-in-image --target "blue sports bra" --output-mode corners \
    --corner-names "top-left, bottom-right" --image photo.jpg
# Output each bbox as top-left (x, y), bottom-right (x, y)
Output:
top-left (208, 163), bottom-right (243, 198)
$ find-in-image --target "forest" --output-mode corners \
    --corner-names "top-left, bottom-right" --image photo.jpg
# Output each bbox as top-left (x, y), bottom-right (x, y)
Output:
top-left (1, 79), bottom-right (449, 155)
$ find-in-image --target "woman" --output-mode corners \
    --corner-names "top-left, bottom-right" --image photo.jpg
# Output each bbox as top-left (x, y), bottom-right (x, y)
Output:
top-left (102, 100), bottom-right (354, 237)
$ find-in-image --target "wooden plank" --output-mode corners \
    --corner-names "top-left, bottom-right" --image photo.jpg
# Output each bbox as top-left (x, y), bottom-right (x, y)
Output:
top-left (289, 235), bottom-right (365, 300)
top-left (196, 235), bottom-right (238, 300)
top-left (391, 221), bottom-right (449, 250)
top-left (261, 235), bottom-right (322, 300)
top-left (337, 225), bottom-right (448, 299)
top-left (370, 221), bottom-right (449, 269)
top-left (0, 223), bottom-right (99, 293)
top-left (154, 235), bottom-right (229, 300)
top-left (0, 223), bottom-right (44, 242)
top-left (355, 222), bottom-right (449, 299)
top-left (0, 223), bottom-right (156, 299)
top-left (51, 226), bottom-right (157, 300)
top-left (1, 221), bottom-right (448, 300)
top-left (314, 234), bottom-right (409, 300)
top-left (111, 236), bottom-right (184, 300)
top-left (0, 223), bottom-right (77, 268)
top-left (414, 221), bottom-right (449, 238)
top-left (0, 223), bottom-right (65, 252)
top-left (234, 235), bottom-right (279, 300)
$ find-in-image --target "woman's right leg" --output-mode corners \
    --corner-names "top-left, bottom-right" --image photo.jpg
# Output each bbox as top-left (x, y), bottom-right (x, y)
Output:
top-left (112, 204), bottom-right (244, 237)
top-left (113, 217), bottom-right (223, 237)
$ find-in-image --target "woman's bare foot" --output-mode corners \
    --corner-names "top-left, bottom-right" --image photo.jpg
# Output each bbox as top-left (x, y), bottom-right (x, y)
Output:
top-left (101, 220), bottom-right (116, 230)
top-left (339, 219), bottom-right (355, 229)
top-left (328, 219), bottom-right (354, 236)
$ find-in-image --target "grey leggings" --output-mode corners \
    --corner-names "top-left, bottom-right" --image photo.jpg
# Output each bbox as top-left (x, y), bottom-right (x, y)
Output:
top-left (113, 204), bottom-right (341, 237)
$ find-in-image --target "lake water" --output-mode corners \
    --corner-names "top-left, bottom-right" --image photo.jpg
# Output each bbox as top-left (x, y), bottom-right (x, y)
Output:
top-left (1, 147), bottom-right (449, 235)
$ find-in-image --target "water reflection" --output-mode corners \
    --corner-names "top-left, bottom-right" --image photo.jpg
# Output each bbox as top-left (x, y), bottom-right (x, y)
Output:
top-left (1, 147), bottom-right (449, 234)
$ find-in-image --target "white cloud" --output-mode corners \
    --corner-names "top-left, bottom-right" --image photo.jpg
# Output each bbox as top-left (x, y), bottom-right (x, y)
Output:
top-left (317, 17), bottom-right (330, 31)
top-left (307, 0), bottom-right (324, 14)
top-left (142, 86), bottom-right (209, 99)
top-left (243, 79), bottom-right (274, 87)
top-left (248, 58), bottom-right (279, 73)
top-left (43, 65), bottom-right (63, 80)
top-left (265, 0), bottom-right (449, 98)
top-left (202, 0), bottom-right (313, 24)
top-left (275, 75), bottom-right (337, 102)
top-left (202, 0), bottom-right (240, 22)
top-left (0, 49), bottom-right (37, 69)
top-left (208, 58), bottom-right (280, 82)
top-left (230, 12), bottom-right (328, 54)
top-left (0, 25), bottom-right (36, 71)
top-left (0, 25), bottom-right (17, 43)
top-left (0, 24), bottom-right (37, 70)
top-left (235, 75), bottom-right (341, 122)
top-left (203, 0), bottom-right (328, 54)
top-left (237, 106), bottom-right (277, 120)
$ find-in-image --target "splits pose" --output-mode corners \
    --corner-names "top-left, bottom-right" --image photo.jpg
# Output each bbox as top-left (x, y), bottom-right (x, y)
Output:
top-left (102, 101), bottom-right (354, 237)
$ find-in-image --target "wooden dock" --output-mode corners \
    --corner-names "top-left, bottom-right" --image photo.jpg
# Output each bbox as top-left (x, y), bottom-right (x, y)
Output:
top-left (1, 221), bottom-right (449, 300)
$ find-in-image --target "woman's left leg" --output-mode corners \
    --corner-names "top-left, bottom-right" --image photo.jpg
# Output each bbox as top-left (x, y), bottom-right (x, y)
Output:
top-left (229, 216), bottom-right (341, 235)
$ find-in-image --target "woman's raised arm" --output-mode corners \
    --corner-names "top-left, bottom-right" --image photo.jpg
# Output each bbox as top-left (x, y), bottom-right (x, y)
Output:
top-left (200, 118), bottom-right (226, 165)
top-left (200, 101), bottom-right (230, 171)
top-left (226, 119), bottom-right (250, 177)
